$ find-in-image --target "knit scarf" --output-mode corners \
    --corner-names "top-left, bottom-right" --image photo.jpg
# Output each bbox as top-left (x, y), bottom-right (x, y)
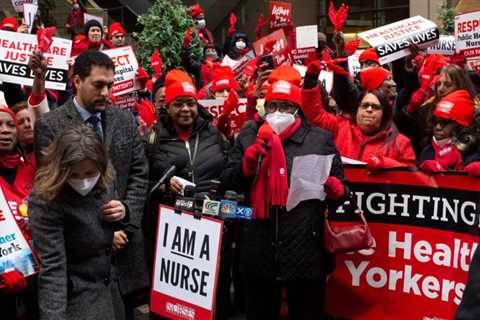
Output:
top-left (251, 117), bottom-right (302, 219)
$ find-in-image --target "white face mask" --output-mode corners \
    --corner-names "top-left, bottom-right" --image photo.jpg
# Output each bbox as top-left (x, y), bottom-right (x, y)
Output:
top-left (265, 111), bottom-right (296, 135)
top-left (196, 19), bottom-right (206, 29)
top-left (67, 173), bottom-right (100, 196)
top-left (235, 41), bottom-right (246, 50)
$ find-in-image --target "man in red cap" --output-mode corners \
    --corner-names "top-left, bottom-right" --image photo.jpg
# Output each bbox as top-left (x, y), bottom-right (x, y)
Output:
top-left (185, 3), bottom-right (214, 47)
top-left (109, 22), bottom-right (126, 47)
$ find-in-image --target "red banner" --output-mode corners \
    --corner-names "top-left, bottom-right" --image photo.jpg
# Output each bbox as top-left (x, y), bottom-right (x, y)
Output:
top-left (269, 1), bottom-right (292, 32)
top-left (326, 167), bottom-right (480, 320)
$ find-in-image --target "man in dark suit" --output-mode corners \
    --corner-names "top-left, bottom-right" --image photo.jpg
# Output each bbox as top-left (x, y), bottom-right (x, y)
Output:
top-left (34, 50), bottom-right (149, 320)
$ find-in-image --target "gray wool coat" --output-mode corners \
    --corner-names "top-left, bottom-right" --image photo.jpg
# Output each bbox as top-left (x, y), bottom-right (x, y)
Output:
top-left (33, 99), bottom-right (150, 295)
top-left (29, 187), bottom-right (126, 320)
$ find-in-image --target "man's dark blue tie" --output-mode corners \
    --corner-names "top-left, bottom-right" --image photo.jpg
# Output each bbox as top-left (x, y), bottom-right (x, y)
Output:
top-left (85, 116), bottom-right (103, 140)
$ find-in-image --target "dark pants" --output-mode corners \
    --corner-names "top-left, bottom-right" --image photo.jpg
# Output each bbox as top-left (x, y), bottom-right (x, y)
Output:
top-left (245, 277), bottom-right (326, 320)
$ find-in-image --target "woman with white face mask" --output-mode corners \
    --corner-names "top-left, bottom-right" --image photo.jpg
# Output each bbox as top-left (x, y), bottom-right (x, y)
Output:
top-left (29, 125), bottom-right (127, 320)
top-left (221, 74), bottom-right (348, 319)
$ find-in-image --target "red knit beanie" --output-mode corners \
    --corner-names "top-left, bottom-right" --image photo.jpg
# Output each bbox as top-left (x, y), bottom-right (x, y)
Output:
top-left (268, 65), bottom-right (302, 87)
top-left (433, 89), bottom-right (474, 127)
top-left (359, 48), bottom-right (379, 64)
top-left (0, 106), bottom-right (18, 128)
top-left (1, 17), bottom-right (18, 32)
top-left (211, 76), bottom-right (239, 93)
top-left (190, 4), bottom-right (204, 18)
top-left (165, 69), bottom-right (193, 87)
top-left (360, 67), bottom-right (390, 91)
top-left (265, 80), bottom-right (301, 107)
top-left (108, 22), bottom-right (126, 38)
top-left (165, 81), bottom-right (197, 106)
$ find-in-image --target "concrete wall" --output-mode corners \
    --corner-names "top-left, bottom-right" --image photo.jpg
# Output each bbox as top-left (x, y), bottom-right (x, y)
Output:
top-left (409, 0), bottom-right (443, 22)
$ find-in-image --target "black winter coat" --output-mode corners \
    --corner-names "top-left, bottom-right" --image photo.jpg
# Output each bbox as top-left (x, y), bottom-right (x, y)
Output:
top-left (221, 120), bottom-right (347, 280)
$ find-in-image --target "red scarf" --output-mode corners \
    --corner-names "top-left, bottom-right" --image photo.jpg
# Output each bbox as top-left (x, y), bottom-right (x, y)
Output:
top-left (251, 117), bottom-right (302, 219)
top-left (0, 152), bottom-right (21, 170)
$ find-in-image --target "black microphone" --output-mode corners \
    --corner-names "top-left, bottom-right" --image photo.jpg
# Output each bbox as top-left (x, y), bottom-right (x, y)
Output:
top-left (150, 155), bottom-right (188, 194)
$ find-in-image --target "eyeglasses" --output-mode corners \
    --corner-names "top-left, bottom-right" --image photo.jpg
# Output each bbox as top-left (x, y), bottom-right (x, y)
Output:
top-left (359, 102), bottom-right (383, 110)
top-left (265, 101), bottom-right (296, 113)
top-left (432, 117), bottom-right (454, 127)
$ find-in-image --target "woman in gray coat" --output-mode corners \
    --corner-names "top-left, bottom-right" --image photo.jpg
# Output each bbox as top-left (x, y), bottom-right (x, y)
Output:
top-left (29, 125), bottom-right (127, 320)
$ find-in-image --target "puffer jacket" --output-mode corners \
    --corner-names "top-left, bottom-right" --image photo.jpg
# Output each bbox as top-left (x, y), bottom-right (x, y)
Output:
top-left (302, 85), bottom-right (416, 165)
top-left (221, 120), bottom-right (347, 280)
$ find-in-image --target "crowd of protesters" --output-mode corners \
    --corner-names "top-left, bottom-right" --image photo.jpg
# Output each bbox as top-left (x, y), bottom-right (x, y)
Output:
top-left (0, 1), bottom-right (480, 320)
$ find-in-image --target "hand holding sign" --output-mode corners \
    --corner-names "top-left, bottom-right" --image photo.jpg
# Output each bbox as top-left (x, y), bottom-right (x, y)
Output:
top-left (36, 27), bottom-right (56, 53)
top-left (28, 50), bottom-right (47, 78)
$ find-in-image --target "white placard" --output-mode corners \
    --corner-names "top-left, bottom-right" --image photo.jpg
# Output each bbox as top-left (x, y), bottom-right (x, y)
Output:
top-left (0, 30), bottom-right (72, 90)
top-left (454, 11), bottom-right (480, 58)
top-left (348, 49), bottom-right (363, 77)
top-left (84, 13), bottom-right (104, 26)
top-left (359, 16), bottom-right (439, 65)
top-left (102, 46), bottom-right (140, 96)
top-left (151, 205), bottom-right (223, 320)
top-left (296, 25), bottom-right (318, 49)
top-left (293, 64), bottom-right (333, 93)
top-left (427, 35), bottom-right (456, 56)
top-left (23, 3), bottom-right (38, 34)
top-left (0, 187), bottom-right (38, 277)
top-left (11, 0), bottom-right (36, 13)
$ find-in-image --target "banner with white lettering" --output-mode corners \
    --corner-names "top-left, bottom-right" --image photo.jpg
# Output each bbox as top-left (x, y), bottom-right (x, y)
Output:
top-left (151, 206), bottom-right (223, 320)
top-left (427, 35), bottom-right (456, 56)
top-left (454, 11), bottom-right (480, 58)
top-left (102, 46), bottom-right (140, 96)
top-left (326, 167), bottom-right (480, 319)
top-left (359, 16), bottom-right (439, 65)
top-left (11, 0), bottom-right (36, 13)
top-left (200, 98), bottom-right (247, 135)
top-left (0, 30), bottom-right (71, 90)
top-left (0, 187), bottom-right (38, 277)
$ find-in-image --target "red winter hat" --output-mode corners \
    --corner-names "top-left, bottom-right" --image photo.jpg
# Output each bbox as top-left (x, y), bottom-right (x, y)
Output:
top-left (268, 65), bottom-right (302, 87)
top-left (211, 76), bottom-right (239, 93)
top-left (1, 17), bottom-right (18, 32)
top-left (433, 90), bottom-right (474, 127)
top-left (359, 48), bottom-right (379, 64)
top-left (265, 81), bottom-right (302, 107)
top-left (165, 81), bottom-right (197, 106)
top-left (190, 4), bottom-right (204, 18)
top-left (360, 67), bottom-right (390, 91)
top-left (0, 106), bottom-right (18, 129)
top-left (165, 69), bottom-right (193, 87)
top-left (109, 22), bottom-right (126, 38)
top-left (419, 54), bottom-right (449, 87)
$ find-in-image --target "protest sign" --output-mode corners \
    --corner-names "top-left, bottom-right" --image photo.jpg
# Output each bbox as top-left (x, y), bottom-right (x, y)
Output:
top-left (200, 98), bottom-right (247, 135)
top-left (11, 0), bottom-right (36, 13)
top-left (326, 167), bottom-right (480, 320)
top-left (291, 47), bottom-right (316, 65)
top-left (296, 25), bottom-right (318, 49)
top-left (151, 206), bottom-right (223, 320)
top-left (293, 64), bottom-right (333, 93)
top-left (221, 50), bottom-right (256, 80)
top-left (0, 30), bottom-right (71, 90)
top-left (348, 50), bottom-right (363, 78)
top-left (253, 29), bottom-right (288, 56)
top-left (427, 35), bottom-right (456, 56)
top-left (455, 11), bottom-right (480, 58)
top-left (467, 58), bottom-right (480, 72)
top-left (0, 187), bottom-right (38, 277)
top-left (114, 90), bottom-right (139, 112)
top-left (84, 13), bottom-right (104, 26)
top-left (269, 1), bottom-right (292, 31)
top-left (359, 16), bottom-right (439, 64)
top-left (23, 3), bottom-right (38, 34)
top-left (102, 46), bottom-right (140, 96)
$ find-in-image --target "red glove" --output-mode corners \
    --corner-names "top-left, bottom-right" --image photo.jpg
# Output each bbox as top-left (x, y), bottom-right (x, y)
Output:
top-left (366, 155), bottom-right (385, 172)
top-left (136, 99), bottom-right (157, 127)
top-left (37, 27), bottom-right (56, 53)
top-left (465, 162), bottom-right (480, 178)
top-left (0, 270), bottom-right (27, 294)
top-left (242, 143), bottom-right (267, 177)
top-left (183, 28), bottom-right (194, 48)
top-left (306, 60), bottom-right (323, 77)
top-left (222, 90), bottom-right (238, 117)
top-left (324, 176), bottom-right (345, 201)
top-left (406, 86), bottom-right (431, 114)
top-left (137, 67), bottom-right (150, 90)
top-left (420, 160), bottom-right (443, 173)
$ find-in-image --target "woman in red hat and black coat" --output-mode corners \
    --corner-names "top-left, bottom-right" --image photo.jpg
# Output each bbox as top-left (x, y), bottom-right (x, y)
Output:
top-left (221, 73), bottom-right (348, 319)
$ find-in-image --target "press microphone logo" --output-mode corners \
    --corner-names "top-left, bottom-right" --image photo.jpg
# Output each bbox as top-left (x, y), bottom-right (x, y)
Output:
top-left (202, 200), bottom-right (220, 215)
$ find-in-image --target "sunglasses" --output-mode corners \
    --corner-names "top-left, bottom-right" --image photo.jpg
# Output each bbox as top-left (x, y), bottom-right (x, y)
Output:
top-left (359, 102), bottom-right (383, 110)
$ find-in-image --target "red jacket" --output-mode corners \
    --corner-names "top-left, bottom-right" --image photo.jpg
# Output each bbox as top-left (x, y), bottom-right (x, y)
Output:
top-left (302, 86), bottom-right (416, 165)
top-left (0, 154), bottom-right (36, 239)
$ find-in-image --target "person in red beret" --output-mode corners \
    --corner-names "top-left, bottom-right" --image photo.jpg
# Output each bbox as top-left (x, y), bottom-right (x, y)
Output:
top-left (108, 22), bottom-right (126, 47)
top-left (359, 48), bottom-right (380, 69)
top-left (302, 60), bottom-right (416, 168)
top-left (221, 73), bottom-right (348, 319)
top-left (0, 17), bottom-right (18, 32)
top-left (418, 90), bottom-right (480, 173)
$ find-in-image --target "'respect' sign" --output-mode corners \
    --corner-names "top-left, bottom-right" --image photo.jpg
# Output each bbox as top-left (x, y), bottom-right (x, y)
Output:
top-left (455, 11), bottom-right (480, 58)
top-left (0, 30), bottom-right (71, 90)
top-left (359, 16), bottom-right (439, 64)
top-left (102, 46), bottom-right (140, 96)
